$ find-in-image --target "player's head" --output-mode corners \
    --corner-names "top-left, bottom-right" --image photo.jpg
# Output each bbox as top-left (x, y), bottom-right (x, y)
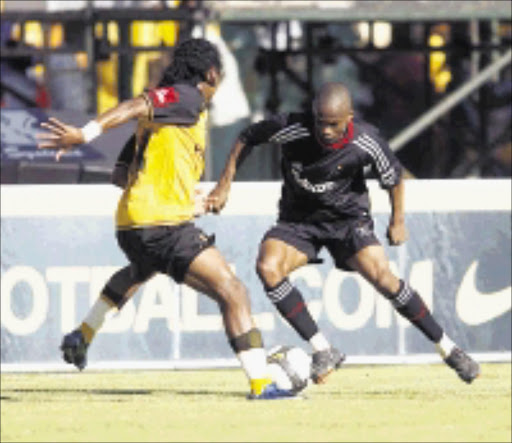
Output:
top-left (312, 82), bottom-right (353, 146)
top-left (158, 38), bottom-right (223, 98)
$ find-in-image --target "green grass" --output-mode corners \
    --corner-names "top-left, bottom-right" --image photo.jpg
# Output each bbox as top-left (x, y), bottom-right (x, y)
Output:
top-left (1, 363), bottom-right (511, 442)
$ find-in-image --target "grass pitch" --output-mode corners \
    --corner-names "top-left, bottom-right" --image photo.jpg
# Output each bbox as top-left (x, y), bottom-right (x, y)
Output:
top-left (1, 363), bottom-right (510, 442)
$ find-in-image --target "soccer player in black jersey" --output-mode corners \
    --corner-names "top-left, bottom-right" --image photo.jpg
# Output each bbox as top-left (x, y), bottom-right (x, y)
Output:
top-left (37, 38), bottom-right (296, 400)
top-left (208, 82), bottom-right (480, 385)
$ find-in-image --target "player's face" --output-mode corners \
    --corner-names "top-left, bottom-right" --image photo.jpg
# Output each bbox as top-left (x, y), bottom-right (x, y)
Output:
top-left (205, 67), bottom-right (224, 99)
top-left (313, 106), bottom-right (353, 146)
top-left (211, 66), bottom-right (225, 88)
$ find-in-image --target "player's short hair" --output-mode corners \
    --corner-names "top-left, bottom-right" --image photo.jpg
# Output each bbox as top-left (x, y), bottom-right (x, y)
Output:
top-left (158, 38), bottom-right (222, 87)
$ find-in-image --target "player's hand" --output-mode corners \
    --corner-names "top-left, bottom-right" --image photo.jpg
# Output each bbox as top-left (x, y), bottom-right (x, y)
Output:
top-left (205, 184), bottom-right (230, 214)
top-left (386, 219), bottom-right (408, 246)
top-left (193, 188), bottom-right (208, 217)
top-left (36, 117), bottom-right (84, 161)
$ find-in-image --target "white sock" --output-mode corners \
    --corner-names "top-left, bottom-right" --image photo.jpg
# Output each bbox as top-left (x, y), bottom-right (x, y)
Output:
top-left (309, 332), bottom-right (330, 352)
top-left (83, 296), bottom-right (114, 334)
top-left (236, 347), bottom-right (269, 380)
top-left (436, 333), bottom-right (456, 359)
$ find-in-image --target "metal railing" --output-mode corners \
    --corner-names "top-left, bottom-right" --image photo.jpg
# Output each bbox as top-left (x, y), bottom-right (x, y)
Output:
top-left (1, 6), bottom-right (208, 113)
top-left (390, 49), bottom-right (512, 152)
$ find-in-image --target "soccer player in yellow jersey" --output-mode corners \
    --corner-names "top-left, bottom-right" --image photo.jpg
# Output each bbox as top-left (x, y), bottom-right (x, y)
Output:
top-left (37, 38), bottom-right (295, 400)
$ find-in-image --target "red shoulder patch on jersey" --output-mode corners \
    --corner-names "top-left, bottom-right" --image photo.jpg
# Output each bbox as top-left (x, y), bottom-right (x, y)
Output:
top-left (148, 87), bottom-right (180, 108)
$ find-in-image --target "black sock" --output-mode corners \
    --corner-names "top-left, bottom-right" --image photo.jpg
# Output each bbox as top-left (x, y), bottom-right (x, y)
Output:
top-left (391, 280), bottom-right (443, 342)
top-left (228, 328), bottom-right (264, 353)
top-left (266, 278), bottom-right (318, 341)
top-left (102, 284), bottom-right (126, 309)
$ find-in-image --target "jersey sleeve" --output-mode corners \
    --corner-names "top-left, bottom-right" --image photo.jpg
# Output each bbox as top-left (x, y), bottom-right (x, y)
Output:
top-left (358, 132), bottom-right (402, 189)
top-left (116, 134), bottom-right (136, 166)
top-left (238, 113), bottom-right (289, 147)
top-left (143, 84), bottom-right (204, 125)
top-left (111, 134), bottom-right (136, 188)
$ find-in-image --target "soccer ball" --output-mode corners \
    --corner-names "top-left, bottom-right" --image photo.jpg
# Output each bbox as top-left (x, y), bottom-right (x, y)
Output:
top-left (267, 345), bottom-right (312, 393)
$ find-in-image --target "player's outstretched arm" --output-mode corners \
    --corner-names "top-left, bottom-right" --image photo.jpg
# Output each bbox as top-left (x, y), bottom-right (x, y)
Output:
top-left (207, 137), bottom-right (252, 213)
top-left (36, 96), bottom-right (150, 161)
top-left (386, 178), bottom-right (408, 246)
top-left (207, 115), bottom-right (283, 213)
top-left (193, 188), bottom-right (208, 217)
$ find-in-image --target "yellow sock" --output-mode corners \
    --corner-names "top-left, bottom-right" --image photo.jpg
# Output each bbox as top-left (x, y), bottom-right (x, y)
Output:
top-left (79, 322), bottom-right (96, 345)
top-left (250, 378), bottom-right (273, 395)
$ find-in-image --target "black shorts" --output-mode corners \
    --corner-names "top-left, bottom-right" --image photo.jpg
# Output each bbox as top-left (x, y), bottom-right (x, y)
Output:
top-left (116, 223), bottom-right (215, 283)
top-left (262, 217), bottom-right (379, 271)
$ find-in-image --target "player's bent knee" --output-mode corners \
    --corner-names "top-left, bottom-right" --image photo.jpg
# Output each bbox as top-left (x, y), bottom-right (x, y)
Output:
top-left (373, 266), bottom-right (399, 298)
top-left (256, 258), bottom-right (284, 287)
top-left (214, 276), bottom-right (249, 308)
top-left (364, 259), bottom-right (391, 286)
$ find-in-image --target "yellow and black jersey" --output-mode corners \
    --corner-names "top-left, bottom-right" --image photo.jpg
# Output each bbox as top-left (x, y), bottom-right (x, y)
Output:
top-left (115, 83), bottom-right (208, 228)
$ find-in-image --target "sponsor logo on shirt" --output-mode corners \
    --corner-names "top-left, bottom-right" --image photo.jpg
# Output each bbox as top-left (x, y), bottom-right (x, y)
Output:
top-left (291, 162), bottom-right (335, 194)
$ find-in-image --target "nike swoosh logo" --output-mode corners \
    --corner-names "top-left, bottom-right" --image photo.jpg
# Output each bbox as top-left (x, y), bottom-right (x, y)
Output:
top-left (456, 261), bottom-right (511, 326)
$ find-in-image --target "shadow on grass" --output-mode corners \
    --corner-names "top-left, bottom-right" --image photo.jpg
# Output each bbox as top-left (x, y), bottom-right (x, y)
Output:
top-left (1, 395), bottom-right (19, 401)
top-left (2, 387), bottom-right (245, 399)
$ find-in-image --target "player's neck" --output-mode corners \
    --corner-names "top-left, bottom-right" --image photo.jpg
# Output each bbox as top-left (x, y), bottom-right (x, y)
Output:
top-left (197, 82), bottom-right (214, 105)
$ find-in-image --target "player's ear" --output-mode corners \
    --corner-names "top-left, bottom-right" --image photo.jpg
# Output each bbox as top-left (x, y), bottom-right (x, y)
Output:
top-left (206, 67), bottom-right (218, 87)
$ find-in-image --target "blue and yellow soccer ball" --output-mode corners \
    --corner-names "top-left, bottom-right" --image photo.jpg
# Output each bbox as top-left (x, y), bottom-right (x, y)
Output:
top-left (267, 345), bottom-right (311, 394)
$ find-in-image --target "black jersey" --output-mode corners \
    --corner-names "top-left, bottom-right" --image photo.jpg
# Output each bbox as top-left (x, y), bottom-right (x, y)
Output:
top-left (239, 112), bottom-right (402, 222)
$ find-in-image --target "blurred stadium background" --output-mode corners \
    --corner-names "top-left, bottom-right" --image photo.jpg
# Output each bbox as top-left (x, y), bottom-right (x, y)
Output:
top-left (1, 0), bottom-right (511, 182)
